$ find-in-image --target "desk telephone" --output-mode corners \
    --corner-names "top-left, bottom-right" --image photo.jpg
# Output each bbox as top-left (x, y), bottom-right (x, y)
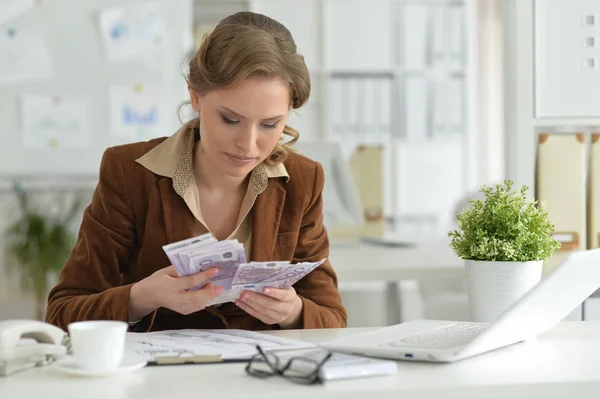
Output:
top-left (0, 319), bottom-right (68, 376)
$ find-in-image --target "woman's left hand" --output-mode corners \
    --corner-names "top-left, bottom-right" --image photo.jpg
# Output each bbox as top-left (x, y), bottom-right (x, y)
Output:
top-left (235, 287), bottom-right (303, 329)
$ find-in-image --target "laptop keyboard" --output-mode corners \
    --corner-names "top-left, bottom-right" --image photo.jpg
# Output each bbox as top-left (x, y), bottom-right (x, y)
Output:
top-left (380, 323), bottom-right (488, 349)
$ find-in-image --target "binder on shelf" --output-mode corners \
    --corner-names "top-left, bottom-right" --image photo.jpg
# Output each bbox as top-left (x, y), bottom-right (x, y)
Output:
top-left (330, 78), bottom-right (345, 136)
top-left (536, 133), bottom-right (586, 272)
top-left (404, 77), bottom-right (429, 140)
top-left (377, 78), bottom-right (392, 136)
top-left (361, 79), bottom-right (377, 137)
top-left (430, 5), bottom-right (448, 65)
top-left (346, 79), bottom-right (360, 136)
top-left (431, 80), bottom-right (447, 137)
top-left (351, 146), bottom-right (385, 238)
top-left (402, 4), bottom-right (428, 69)
top-left (446, 78), bottom-right (464, 136)
top-left (589, 133), bottom-right (600, 249)
top-left (447, 4), bottom-right (465, 69)
top-left (330, 146), bottom-right (384, 239)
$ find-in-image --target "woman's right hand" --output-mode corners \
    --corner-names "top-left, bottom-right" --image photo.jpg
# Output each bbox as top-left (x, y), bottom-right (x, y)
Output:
top-left (128, 265), bottom-right (224, 321)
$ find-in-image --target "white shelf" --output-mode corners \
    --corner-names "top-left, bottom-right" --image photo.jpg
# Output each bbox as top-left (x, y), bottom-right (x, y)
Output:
top-left (397, 69), bottom-right (466, 79)
top-left (533, 118), bottom-right (600, 127)
top-left (327, 68), bottom-right (396, 76)
top-left (192, 0), bottom-right (479, 237)
top-left (398, 0), bottom-right (465, 4)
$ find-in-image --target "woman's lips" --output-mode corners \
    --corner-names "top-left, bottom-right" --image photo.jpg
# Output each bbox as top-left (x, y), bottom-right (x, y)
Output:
top-left (225, 153), bottom-right (255, 164)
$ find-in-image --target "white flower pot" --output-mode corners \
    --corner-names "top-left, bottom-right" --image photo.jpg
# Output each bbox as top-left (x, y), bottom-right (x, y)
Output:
top-left (465, 259), bottom-right (543, 322)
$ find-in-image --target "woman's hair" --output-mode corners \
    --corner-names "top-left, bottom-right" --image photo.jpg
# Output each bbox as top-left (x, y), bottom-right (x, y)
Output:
top-left (183, 11), bottom-right (311, 164)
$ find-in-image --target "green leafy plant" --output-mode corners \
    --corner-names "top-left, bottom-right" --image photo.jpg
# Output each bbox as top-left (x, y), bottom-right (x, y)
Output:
top-left (448, 180), bottom-right (561, 262)
top-left (3, 182), bottom-right (83, 320)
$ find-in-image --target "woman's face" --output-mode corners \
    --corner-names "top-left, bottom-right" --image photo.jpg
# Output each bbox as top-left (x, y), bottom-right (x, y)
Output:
top-left (191, 76), bottom-right (290, 178)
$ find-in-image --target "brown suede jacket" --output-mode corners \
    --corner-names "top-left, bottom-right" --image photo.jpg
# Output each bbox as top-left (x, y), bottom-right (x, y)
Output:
top-left (46, 124), bottom-right (347, 332)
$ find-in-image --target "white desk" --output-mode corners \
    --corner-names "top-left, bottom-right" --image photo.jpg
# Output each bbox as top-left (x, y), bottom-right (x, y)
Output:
top-left (2, 322), bottom-right (600, 399)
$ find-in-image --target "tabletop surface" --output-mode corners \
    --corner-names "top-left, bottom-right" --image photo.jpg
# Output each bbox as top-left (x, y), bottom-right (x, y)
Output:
top-left (2, 322), bottom-right (600, 399)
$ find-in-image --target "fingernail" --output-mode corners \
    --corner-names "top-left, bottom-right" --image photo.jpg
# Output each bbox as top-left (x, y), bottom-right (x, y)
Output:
top-left (211, 268), bottom-right (219, 275)
top-left (242, 294), bottom-right (249, 301)
top-left (264, 288), bottom-right (271, 295)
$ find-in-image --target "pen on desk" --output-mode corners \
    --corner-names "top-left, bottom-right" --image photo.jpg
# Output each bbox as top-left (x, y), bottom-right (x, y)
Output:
top-left (147, 354), bottom-right (250, 366)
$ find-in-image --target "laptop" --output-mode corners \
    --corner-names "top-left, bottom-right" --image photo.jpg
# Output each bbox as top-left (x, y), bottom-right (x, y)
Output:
top-left (322, 248), bottom-right (600, 363)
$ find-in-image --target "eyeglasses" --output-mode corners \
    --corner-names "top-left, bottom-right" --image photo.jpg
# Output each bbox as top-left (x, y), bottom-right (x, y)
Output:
top-left (245, 345), bottom-right (333, 385)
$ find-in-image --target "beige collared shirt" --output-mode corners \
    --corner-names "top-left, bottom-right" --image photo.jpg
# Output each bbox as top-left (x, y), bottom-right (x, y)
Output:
top-left (135, 121), bottom-right (289, 259)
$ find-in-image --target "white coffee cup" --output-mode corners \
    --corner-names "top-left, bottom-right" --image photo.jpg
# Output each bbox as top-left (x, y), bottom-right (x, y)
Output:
top-left (67, 320), bottom-right (128, 372)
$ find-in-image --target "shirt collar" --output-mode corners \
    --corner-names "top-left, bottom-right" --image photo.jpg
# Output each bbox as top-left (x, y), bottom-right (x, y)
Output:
top-left (135, 120), bottom-right (290, 197)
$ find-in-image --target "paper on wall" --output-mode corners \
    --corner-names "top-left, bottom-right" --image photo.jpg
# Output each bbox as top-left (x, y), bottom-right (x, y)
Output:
top-left (20, 95), bottom-right (90, 149)
top-left (98, 1), bottom-right (166, 62)
top-left (109, 83), bottom-right (167, 141)
top-left (0, 28), bottom-right (53, 85)
top-left (0, 0), bottom-right (37, 27)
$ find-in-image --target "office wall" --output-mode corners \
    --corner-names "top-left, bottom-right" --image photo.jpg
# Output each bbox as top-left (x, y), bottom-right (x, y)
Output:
top-left (0, 0), bottom-right (192, 176)
top-left (0, 0), bottom-right (499, 325)
top-left (0, 0), bottom-right (192, 319)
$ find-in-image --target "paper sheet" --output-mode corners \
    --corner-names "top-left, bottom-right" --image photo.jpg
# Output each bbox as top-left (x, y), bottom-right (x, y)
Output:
top-left (109, 83), bottom-right (166, 141)
top-left (98, 2), bottom-right (166, 62)
top-left (270, 348), bottom-right (398, 381)
top-left (20, 95), bottom-right (90, 149)
top-left (0, 28), bottom-right (53, 85)
top-left (0, 0), bottom-right (37, 27)
top-left (396, 140), bottom-right (463, 217)
top-left (125, 329), bottom-right (315, 361)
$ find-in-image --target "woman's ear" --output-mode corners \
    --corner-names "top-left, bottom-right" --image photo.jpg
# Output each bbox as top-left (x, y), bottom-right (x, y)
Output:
top-left (189, 88), bottom-right (201, 113)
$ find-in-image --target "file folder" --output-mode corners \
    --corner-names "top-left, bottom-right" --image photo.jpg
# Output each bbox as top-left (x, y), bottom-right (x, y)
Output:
top-left (536, 133), bottom-right (586, 273)
top-left (330, 146), bottom-right (384, 239)
top-left (589, 133), bottom-right (600, 249)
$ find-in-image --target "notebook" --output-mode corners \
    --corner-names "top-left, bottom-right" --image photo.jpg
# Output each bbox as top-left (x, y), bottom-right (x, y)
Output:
top-left (273, 348), bottom-right (397, 381)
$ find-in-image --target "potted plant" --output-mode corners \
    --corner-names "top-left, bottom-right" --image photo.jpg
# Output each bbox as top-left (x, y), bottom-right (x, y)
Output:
top-left (3, 182), bottom-right (83, 320)
top-left (448, 180), bottom-right (561, 322)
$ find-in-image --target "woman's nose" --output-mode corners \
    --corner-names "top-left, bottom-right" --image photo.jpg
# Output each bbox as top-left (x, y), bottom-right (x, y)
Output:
top-left (234, 126), bottom-right (258, 152)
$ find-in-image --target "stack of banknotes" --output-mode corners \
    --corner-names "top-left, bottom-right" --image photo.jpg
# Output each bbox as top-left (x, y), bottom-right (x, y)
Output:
top-left (162, 233), bottom-right (325, 306)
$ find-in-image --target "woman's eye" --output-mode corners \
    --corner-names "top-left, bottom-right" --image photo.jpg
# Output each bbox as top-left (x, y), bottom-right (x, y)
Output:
top-left (261, 122), bottom-right (279, 129)
top-left (221, 115), bottom-right (240, 125)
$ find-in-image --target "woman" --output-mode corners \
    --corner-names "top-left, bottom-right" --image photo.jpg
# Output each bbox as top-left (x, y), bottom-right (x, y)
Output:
top-left (46, 11), bottom-right (347, 332)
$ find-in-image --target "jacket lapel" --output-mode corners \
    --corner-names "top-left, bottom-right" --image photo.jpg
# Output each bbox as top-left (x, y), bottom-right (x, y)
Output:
top-left (157, 177), bottom-right (197, 244)
top-left (251, 180), bottom-right (286, 261)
